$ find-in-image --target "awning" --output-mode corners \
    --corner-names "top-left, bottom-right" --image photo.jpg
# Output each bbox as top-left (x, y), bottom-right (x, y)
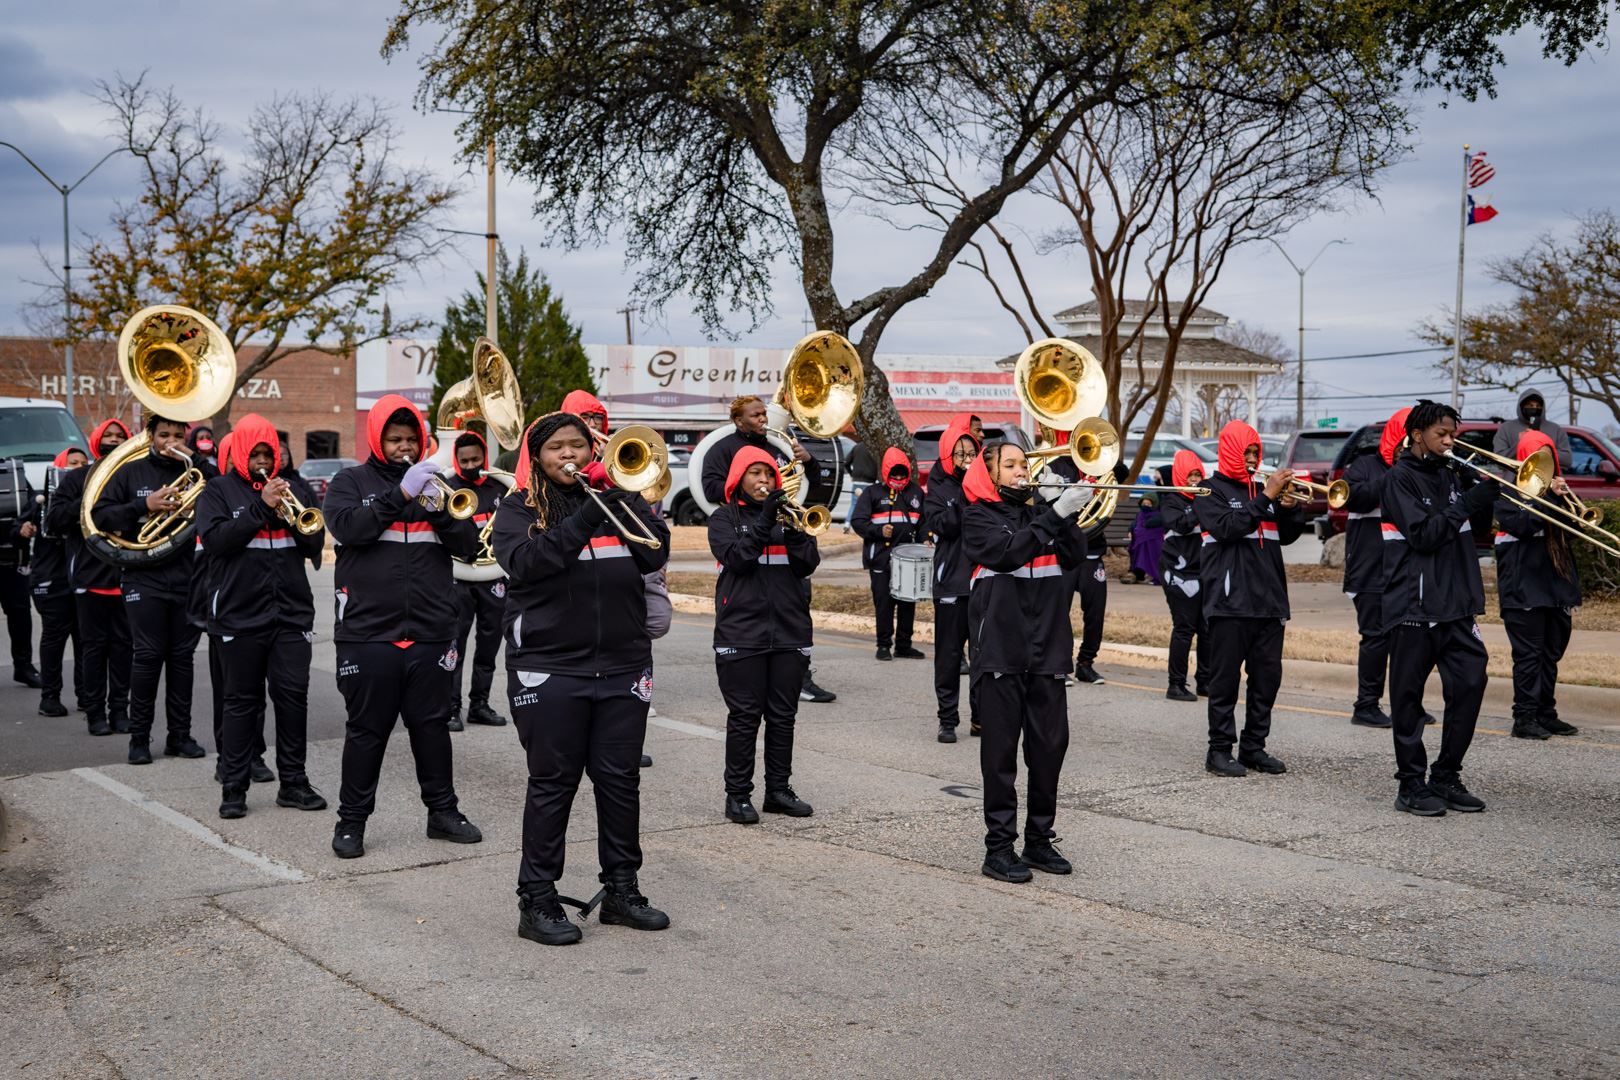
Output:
top-left (898, 407), bottom-right (1022, 430)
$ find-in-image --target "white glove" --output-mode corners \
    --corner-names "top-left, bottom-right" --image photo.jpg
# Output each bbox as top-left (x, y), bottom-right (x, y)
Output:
top-left (400, 459), bottom-right (441, 499)
top-left (1052, 485), bottom-right (1093, 519)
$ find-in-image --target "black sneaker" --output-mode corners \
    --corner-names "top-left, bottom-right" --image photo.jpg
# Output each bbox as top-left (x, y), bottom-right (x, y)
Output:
top-left (894, 646), bottom-right (925, 659)
top-left (39, 694), bottom-right (67, 718)
top-left (982, 846), bottom-right (1033, 883)
top-left (219, 788), bottom-right (247, 820)
top-left (446, 705), bottom-right (464, 732)
top-left (275, 783), bottom-right (328, 811)
top-left (937, 725), bottom-right (957, 744)
top-left (1238, 749), bottom-right (1287, 775)
top-left (1195, 683), bottom-right (1210, 697)
top-left (1427, 773), bottom-right (1485, 813)
top-left (763, 787), bottom-right (813, 817)
top-left (87, 714), bottom-right (113, 737)
top-left (959, 660), bottom-right (970, 676)
top-left (640, 754), bottom-right (653, 768)
top-left (600, 878), bottom-right (671, 931)
top-left (799, 676), bottom-right (836, 703)
top-left (725, 794), bottom-right (760, 825)
top-left (1019, 838), bottom-right (1072, 875)
top-left (969, 722), bottom-right (982, 738)
top-left (128, 739), bottom-right (153, 765)
top-left (875, 646), bottom-right (893, 661)
top-left (14, 666), bottom-right (42, 688)
top-left (1073, 663), bottom-right (1104, 685)
top-left (1351, 707), bottom-right (1393, 728)
top-left (1165, 682), bottom-right (1196, 702)
top-left (1539, 716), bottom-right (1579, 736)
top-left (467, 701), bottom-right (508, 726)
top-left (426, 810), bottom-right (483, 844)
top-left (332, 822), bottom-right (366, 859)
top-left (518, 889), bottom-right (581, 946)
top-left (110, 712), bottom-right (131, 734)
top-left (164, 736), bottom-right (206, 759)
top-left (1422, 712), bottom-right (1438, 726)
top-left (1204, 749), bottom-right (1246, 777)
top-left (1394, 782), bottom-right (1447, 817)
top-left (1511, 720), bottom-right (1551, 740)
top-left (250, 757), bottom-right (275, 784)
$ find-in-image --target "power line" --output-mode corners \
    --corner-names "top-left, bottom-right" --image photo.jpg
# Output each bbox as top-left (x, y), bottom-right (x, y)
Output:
top-left (1307, 346), bottom-right (1448, 362)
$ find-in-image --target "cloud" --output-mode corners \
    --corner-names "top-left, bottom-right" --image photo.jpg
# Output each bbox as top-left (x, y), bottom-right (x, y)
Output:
top-left (0, 35), bottom-right (67, 103)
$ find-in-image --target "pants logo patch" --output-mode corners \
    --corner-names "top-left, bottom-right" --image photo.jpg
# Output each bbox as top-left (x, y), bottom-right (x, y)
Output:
top-left (491, 581), bottom-right (506, 599)
top-left (630, 668), bottom-right (654, 702)
top-left (439, 646), bottom-right (459, 671)
top-left (338, 661), bottom-right (359, 678)
top-left (1093, 565), bottom-right (1107, 583)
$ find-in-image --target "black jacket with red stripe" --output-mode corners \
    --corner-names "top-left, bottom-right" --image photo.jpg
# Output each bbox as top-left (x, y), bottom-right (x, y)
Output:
top-left (90, 447), bottom-right (214, 601)
top-left (923, 459), bottom-right (972, 597)
top-left (1156, 492), bottom-right (1201, 589)
top-left (963, 497), bottom-right (1088, 676)
top-left (1379, 449), bottom-right (1485, 630)
top-left (1494, 496), bottom-right (1581, 610)
top-left (1192, 471), bottom-right (1302, 621)
top-left (446, 470), bottom-right (507, 580)
top-left (45, 464), bottom-right (121, 595)
top-left (491, 486), bottom-right (669, 676)
top-left (195, 471), bottom-right (324, 635)
top-left (1339, 447), bottom-right (1392, 595)
top-left (709, 496), bottom-right (820, 655)
top-left (323, 456), bottom-right (481, 643)
top-left (851, 480), bottom-right (924, 572)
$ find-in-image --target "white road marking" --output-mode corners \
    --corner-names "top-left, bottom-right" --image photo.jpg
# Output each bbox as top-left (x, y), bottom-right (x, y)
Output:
top-left (72, 767), bottom-right (311, 883)
top-left (649, 715), bottom-right (724, 741)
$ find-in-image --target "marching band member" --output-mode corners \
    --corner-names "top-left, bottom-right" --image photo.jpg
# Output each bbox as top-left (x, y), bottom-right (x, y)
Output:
top-left (1, 474), bottom-right (37, 689)
top-left (962, 442), bottom-right (1090, 883)
top-left (923, 413), bottom-right (981, 743)
top-left (492, 411), bottom-right (671, 946)
top-left (47, 419), bottom-right (132, 736)
top-left (1158, 451), bottom-right (1208, 702)
top-left (1337, 409), bottom-right (1409, 729)
top-left (445, 430), bottom-right (509, 731)
top-left (195, 414), bottom-right (327, 819)
top-left (851, 448), bottom-right (925, 661)
top-left (1194, 421), bottom-right (1304, 778)
top-left (1042, 436), bottom-right (1120, 685)
top-left (92, 414), bottom-right (214, 764)
top-left (324, 395), bottom-right (485, 858)
top-left (199, 433), bottom-right (257, 780)
top-left (185, 425), bottom-right (219, 470)
top-left (1495, 429), bottom-right (1580, 740)
top-left (708, 446), bottom-right (820, 825)
top-left (700, 394), bottom-right (835, 704)
top-left (23, 447), bottom-right (88, 717)
top-left (1382, 400), bottom-right (1498, 816)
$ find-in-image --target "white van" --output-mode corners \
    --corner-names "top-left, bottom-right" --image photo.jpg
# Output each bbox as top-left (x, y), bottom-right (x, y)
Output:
top-left (0, 397), bottom-right (90, 490)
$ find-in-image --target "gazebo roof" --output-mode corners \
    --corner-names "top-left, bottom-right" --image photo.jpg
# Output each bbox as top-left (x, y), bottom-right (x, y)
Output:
top-left (1052, 299), bottom-right (1227, 323)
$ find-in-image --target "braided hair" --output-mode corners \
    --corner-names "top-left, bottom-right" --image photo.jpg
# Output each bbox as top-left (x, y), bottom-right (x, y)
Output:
top-left (1405, 399), bottom-right (1460, 439)
top-left (522, 411), bottom-right (594, 533)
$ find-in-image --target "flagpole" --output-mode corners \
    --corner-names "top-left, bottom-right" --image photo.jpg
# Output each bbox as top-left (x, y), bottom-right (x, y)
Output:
top-left (1451, 143), bottom-right (1469, 411)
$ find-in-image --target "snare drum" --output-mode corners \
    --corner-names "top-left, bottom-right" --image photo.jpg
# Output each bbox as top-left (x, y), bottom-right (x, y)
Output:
top-left (889, 543), bottom-right (934, 602)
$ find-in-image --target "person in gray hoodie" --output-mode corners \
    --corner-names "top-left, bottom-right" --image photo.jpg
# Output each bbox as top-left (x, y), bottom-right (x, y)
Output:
top-left (1491, 389), bottom-right (1572, 470)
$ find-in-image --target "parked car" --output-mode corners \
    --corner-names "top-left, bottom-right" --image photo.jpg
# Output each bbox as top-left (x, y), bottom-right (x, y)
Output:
top-left (911, 422), bottom-right (1034, 481)
top-left (0, 397), bottom-right (89, 490)
top-left (664, 430), bottom-right (853, 526)
top-left (1275, 428), bottom-right (1353, 518)
top-left (300, 457), bottom-right (359, 505)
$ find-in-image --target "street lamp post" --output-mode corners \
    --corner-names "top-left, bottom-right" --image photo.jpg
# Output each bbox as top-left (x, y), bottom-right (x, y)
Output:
top-left (0, 142), bottom-right (130, 423)
top-left (1269, 237), bottom-right (1348, 429)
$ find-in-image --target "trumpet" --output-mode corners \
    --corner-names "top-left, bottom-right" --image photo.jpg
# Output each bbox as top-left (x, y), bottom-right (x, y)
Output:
top-left (1251, 471), bottom-right (1349, 508)
top-left (404, 456), bottom-right (477, 519)
top-left (135, 445), bottom-right (211, 545)
top-left (257, 470), bottom-right (324, 534)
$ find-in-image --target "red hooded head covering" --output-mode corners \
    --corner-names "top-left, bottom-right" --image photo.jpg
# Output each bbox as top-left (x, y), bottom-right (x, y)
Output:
top-left (961, 446), bottom-right (1007, 504)
top-left (881, 447), bottom-right (912, 492)
top-left (937, 413), bottom-right (981, 478)
top-left (725, 445), bottom-right (782, 503)
top-left (229, 413), bottom-right (282, 484)
top-left (560, 389), bottom-right (609, 434)
top-left (1516, 429), bottom-right (1558, 473)
top-left (87, 418), bottom-right (132, 461)
top-left (1216, 421), bottom-right (1262, 482)
top-left (216, 431), bottom-right (235, 476)
top-left (1379, 408), bottom-right (1412, 466)
top-left (366, 394), bottom-right (429, 464)
top-left (513, 417), bottom-right (541, 491)
top-left (453, 431), bottom-right (489, 484)
top-left (52, 446), bottom-right (85, 467)
top-left (1171, 449), bottom-right (1203, 489)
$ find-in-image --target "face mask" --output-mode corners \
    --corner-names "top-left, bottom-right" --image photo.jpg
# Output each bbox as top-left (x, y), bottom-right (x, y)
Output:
top-left (997, 483), bottom-right (1033, 505)
top-left (1525, 409), bottom-right (1543, 429)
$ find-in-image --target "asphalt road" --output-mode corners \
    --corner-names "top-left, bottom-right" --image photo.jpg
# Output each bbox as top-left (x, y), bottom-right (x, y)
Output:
top-left (2, 567), bottom-right (1618, 1078)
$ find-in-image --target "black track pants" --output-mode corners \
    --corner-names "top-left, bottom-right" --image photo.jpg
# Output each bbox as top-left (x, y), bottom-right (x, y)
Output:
top-left (124, 592), bottom-right (201, 741)
top-left (218, 629), bottom-right (312, 790)
top-left (209, 636), bottom-right (266, 760)
top-left (32, 592), bottom-right (82, 703)
top-left (933, 596), bottom-right (979, 727)
top-left (1163, 583), bottom-right (1208, 689)
top-left (1073, 558), bottom-right (1106, 667)
top-left (1351, 592), bottom-right (1390, 711)
top-left (1388, 619), bottom-right (1487, 783)
top-left (1205, 616), bottom-right (1284, 755)
top-left (868, 569), bottom-right (915, 650)
top-left (1, 566), bottom-right (32, 670)
top-left (1500, 607), bottom-right (1571, 726)
top-left (718, 650), bottom-right (810, 797)
top-left (452, 579), bottom-right (504, 706)
top-left (75, 592), bottom-right (130, 723)
top-left (335, 640), bottom-right (459, 824)
top-left (509, 668), bottom-right (649, 891)
top-left (976, 671), bottom-right (1068, 851)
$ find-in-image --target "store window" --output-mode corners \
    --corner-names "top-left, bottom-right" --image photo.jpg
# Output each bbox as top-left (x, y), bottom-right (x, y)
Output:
top-left (306, 430), bottom-right (340, 459)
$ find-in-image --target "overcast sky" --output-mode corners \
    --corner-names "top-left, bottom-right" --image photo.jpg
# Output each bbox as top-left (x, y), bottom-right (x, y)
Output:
top-left (3, 4), bottom-right (1615, 428)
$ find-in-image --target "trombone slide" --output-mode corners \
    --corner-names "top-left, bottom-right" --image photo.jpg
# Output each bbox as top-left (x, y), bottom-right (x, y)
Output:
top-left (563, 463), bottom-right (663, 549)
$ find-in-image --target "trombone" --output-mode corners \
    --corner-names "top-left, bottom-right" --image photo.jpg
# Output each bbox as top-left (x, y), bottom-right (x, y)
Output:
top-left (1445, 449), bottom-right (1620, 557)
top-left (257, 470), bottom-right (324, 535)
top-left (1038, 481), bottom-right (1211, 497)
top-left (1025, 416), bottom-right (1122, 478)
top-left (779, 501), bottom-right (831, 535)
top-left (403, 456), bottom-right (478, 519)
top-left (565, 424), bottom-right (668, 550)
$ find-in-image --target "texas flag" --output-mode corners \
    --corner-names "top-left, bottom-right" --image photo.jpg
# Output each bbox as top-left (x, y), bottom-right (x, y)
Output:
top-left (1467, 195), bottom-right (1498, 226)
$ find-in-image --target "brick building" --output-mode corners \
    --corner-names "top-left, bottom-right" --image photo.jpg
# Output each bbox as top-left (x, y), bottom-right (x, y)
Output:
top-left (0, 336), bottom-right (357, 462)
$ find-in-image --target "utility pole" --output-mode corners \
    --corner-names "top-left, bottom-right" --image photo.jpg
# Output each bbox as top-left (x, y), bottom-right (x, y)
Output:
top-left (616, 305), bottom-right (637, 345)
top-left (1269, 237), bottom-right (1348, 429)
top-left (1451, 144), bottom-right (1470, 411)
top-left (485, 137), bottom-right (497, 343)
top-left (0, 141), bottom-right (130, 424)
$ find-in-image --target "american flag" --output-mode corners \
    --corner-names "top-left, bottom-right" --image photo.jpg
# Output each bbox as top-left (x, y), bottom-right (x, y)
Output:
top-left (1468, 151), bottom-right (1495, 189)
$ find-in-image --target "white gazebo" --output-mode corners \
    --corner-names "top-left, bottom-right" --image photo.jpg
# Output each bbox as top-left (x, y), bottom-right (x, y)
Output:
top-left (997, 300), bottom-right (1284, 436)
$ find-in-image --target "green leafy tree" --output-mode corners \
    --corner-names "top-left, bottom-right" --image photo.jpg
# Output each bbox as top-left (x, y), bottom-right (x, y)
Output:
top-left (430, 247), bottom-right (594, 456)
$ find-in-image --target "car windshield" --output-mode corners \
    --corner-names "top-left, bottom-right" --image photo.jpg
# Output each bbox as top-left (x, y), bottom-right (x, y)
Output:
top-left (0, 407), bottom-right (88, 461)
top-left (302, 460), bottom-right (347, 477)
top-left (1291, 435), bottom-right (1349, 463)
